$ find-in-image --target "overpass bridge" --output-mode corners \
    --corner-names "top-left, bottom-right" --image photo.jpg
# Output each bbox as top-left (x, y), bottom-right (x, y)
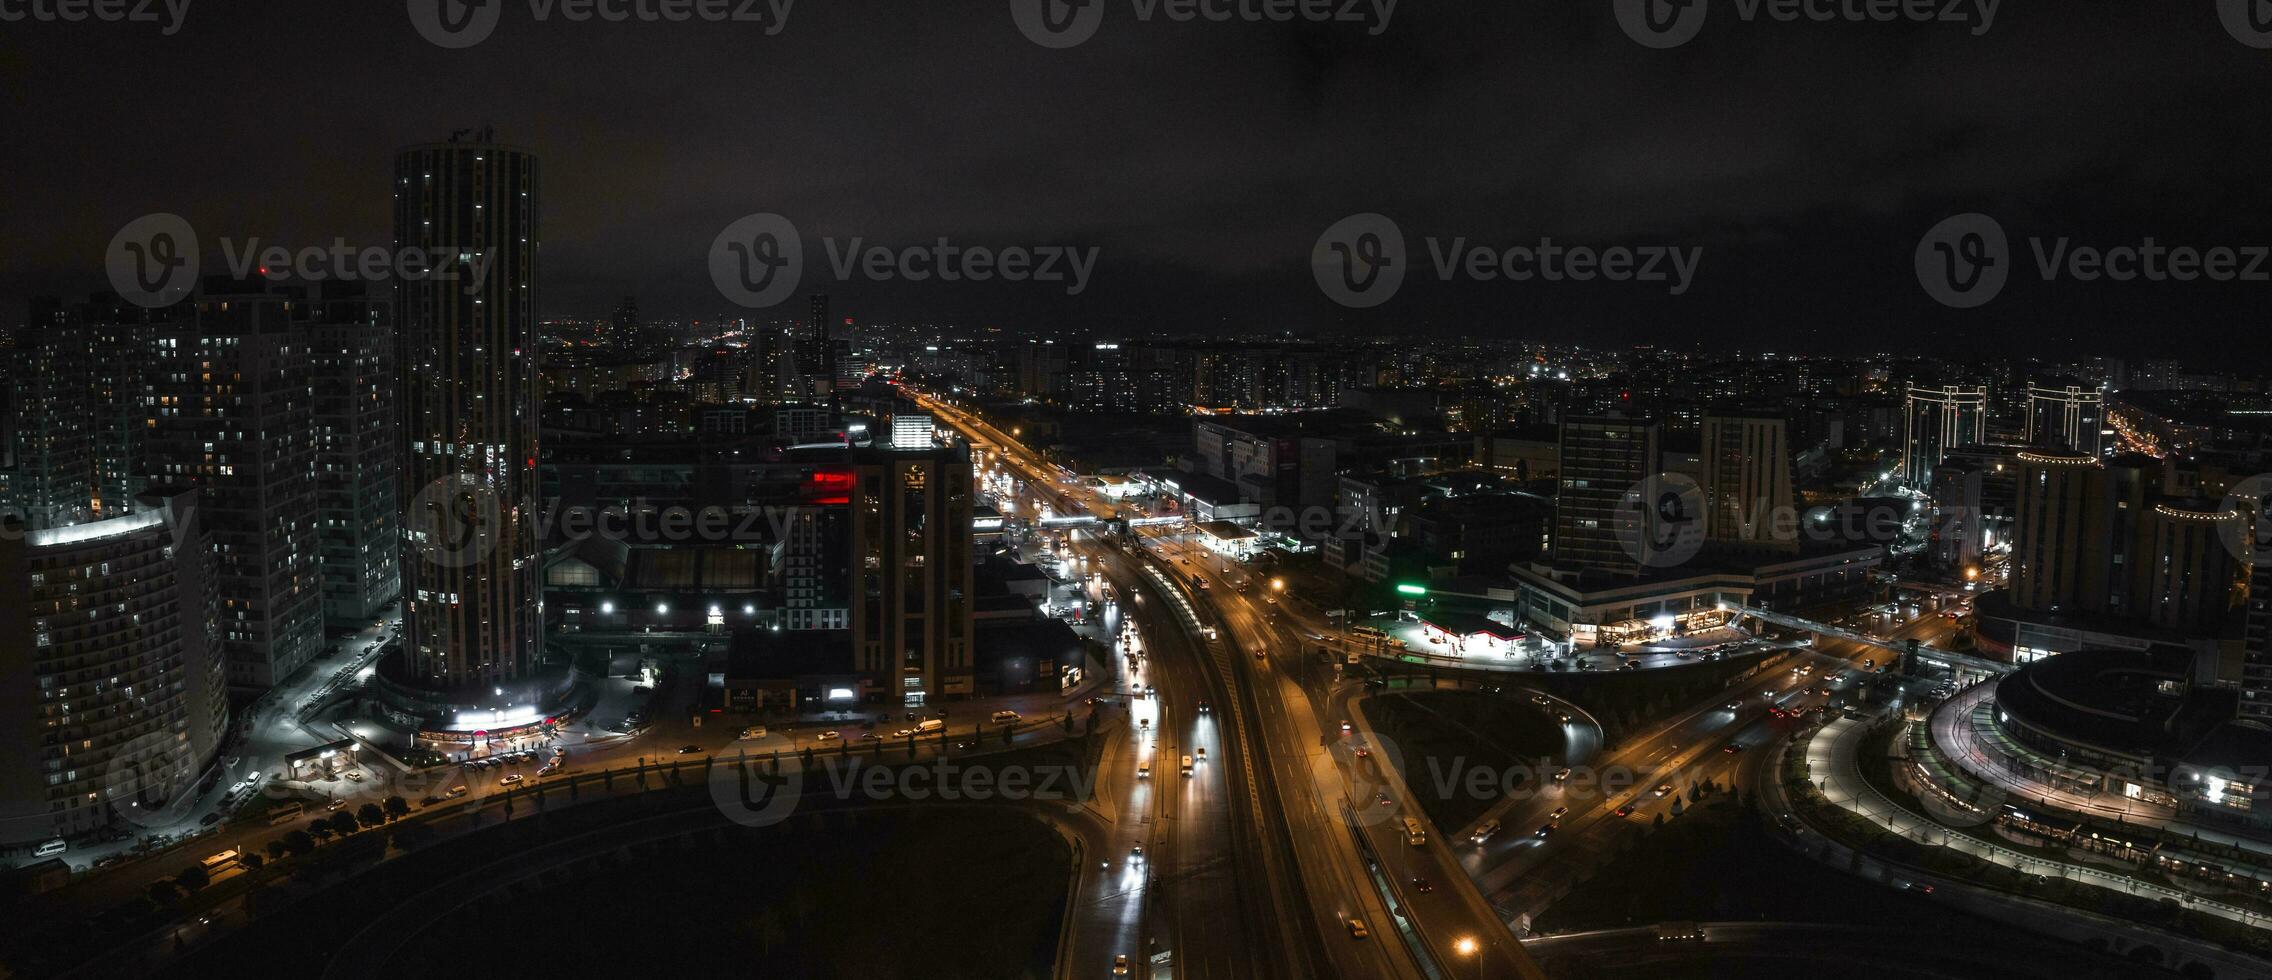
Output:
top-left (1728, 605), bottom-right (2015, 678)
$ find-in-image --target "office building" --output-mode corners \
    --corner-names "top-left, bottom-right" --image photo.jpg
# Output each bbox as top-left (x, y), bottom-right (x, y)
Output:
top-left (1903, 384), bottom-right (1987, 487)
top-left (890, 412), bottom-right (936, 450)
top-left (2026, 383), bottom-right (2106, 457)
top-left (1700, 412), bottom-right (1797, 552)
top-left (0, 489), bottom-right (226, 846)
top-left (847, 444), bottom-right (975, 705)
top-left (1552, 415), bottom-right (1661, 576)
top-left (394, 133), bottom-right (543, 688)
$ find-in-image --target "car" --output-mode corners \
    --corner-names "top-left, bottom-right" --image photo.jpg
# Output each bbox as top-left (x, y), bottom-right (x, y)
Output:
top-left (1194, 747), bottom-right (1206, 761)
top-left (1557, 712), bottom-right (1573, 724)
top-left (199, 812), bottom-right (222, 826)
top-left (1112, 954), bottom-right (1131, 976)
top-left (816, 731), bottom-right (841, 742)
top-left (1341, 720), bottom-right (1353, 733)
top-left (500, 774), bottom-right (524, 785)
top-left (1180, 755), bottom-right (1195, 776)
top-left (1197, 699), bottom-right (1210, 713)
top-left (1534, 823), bottom-right (1556, 839)
top-left (1552, 768), bottom-right (1571, 783)
top-left (1653, 783), bottom-right (1674, 797)
top-left (1138, 718), bottom-right (1150, 729)
top-left (1613, 803), bottom-right (1636, 818)
top-left (343, 770), bottom-right (366, 782)
top-left (1352, 744), bottom-right (1370, 758)
top-left (678, 744), bottom-right (703, 755)
top-left (1376, 791), bottom-right (1393, 807)
top-left (1723, 743), bottom-right (1744, 754)
top-left (419, 795), bottom-right (443, 807)
top-left (1725, 701), bottom-right (1743, 711)
top-left (1471, 820), bottom-right (1500, 844)
top-left (1410, 876), bottom-right (1434, 893)
top-left (326, 799), bottom-right (348, 811)
top-left (1130, 845), bottom-right (1145, 863)
top-left (1549, 806), bottom-right (1568, 820)
top-left (1346, 918), bottom-right (1371, 940)
top-left (1137, 762), bottom-right (1151, 778)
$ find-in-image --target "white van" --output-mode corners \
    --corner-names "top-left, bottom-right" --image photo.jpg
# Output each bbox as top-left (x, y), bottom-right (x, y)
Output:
top-left (1180, 755), bottom-right (1194, 776)
top-left (990, 710), bottom-right (1021, 724)
top-left (917, 718), bottom-right (945, 734)
top-left (33, 839), bottom-right (65, 858)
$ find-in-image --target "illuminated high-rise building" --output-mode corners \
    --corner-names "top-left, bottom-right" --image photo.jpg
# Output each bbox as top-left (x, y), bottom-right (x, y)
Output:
top-left (1903, 384), bottom-right (1987, 487)
top-left (393, 132), bottom-right (543, 688)
top-left (1700, 411), bottom-right (1796, 552)
top-left (2025, 383), bottom-right (2106, 457)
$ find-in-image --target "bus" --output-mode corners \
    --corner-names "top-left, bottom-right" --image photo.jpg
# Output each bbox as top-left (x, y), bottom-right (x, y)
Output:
top-left (267, 801), bottom-right (305, 826)
top-left (201, 849), bottom-right (241, 874)
top-left (1402, 816), bottom-right (1427, 846)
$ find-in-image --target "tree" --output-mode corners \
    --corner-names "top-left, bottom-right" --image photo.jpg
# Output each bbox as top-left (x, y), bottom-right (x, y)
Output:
top-left (357, 803), bottom-right (385, 829)
top-left (175, 863), bottom-right (210, 893)
top-left (307, 818), bottom-right (336, 841)
top-left (281, 830), bottom-right (316, 856)
top-left (238, 852), bottom-right (265, 872)
top-left (265, 838), bottom-right (290, 861)
top-left (382, 795), bottom-right (411, 822)
top-left (328, 812), bottom-right (359, 836)
top-left (148, 880), bottom-right (181, 906)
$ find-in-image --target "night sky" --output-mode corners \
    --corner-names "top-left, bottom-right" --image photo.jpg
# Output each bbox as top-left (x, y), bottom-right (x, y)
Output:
top-left (6, 2), bottom-right (2269, 361)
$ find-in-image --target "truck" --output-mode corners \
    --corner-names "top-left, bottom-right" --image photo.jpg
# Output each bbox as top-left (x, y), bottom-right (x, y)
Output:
top-left (917, 718), bottom-right (945, 735)
top-left (1402, 816), bottom-right (1428, 846)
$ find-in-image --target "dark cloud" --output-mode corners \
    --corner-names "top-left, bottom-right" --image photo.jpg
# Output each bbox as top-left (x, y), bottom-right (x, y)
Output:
top-left (4, 1), bottom-right (2268, 360)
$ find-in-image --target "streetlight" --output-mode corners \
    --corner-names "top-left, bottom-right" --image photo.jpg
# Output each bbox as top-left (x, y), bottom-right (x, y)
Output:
top-left (1454, 935), bottom-right (1480, 979)
top-left (1270, 578), bottom-right (1285, 592)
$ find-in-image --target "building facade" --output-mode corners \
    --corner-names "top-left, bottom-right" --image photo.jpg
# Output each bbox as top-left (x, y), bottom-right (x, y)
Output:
top-left (394, 134), bottom-right (544, 688)
top-left (0, 490), bottom-right (226, 846)
top-left (847, 445), bottom-right (975, 705)
top-left (1903, 384), bottom-right (1987, 487)
top-left (1552, 416), bottom-right (1659, 576)
top-left (309, 291), bottom-right (402, 625)
top-left (1701, 412), bottom-right (1797, 552)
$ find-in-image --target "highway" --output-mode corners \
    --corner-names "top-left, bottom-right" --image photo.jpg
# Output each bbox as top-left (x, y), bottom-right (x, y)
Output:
top-left (917, 388), bottom-right (1537, 979)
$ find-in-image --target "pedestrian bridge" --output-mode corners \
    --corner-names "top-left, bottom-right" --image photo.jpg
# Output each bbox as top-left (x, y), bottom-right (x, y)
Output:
top-left (1729, 605), bottom-right (2014, 677)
